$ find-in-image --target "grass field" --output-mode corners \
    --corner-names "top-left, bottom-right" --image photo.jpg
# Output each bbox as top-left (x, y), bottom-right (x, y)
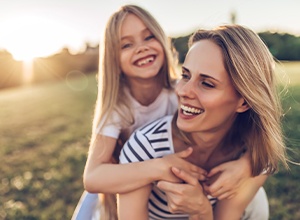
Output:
top-left (1, 61), bottom-right (300, 220)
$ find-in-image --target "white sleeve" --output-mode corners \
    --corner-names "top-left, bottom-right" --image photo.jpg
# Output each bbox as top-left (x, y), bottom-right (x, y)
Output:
top-left (119, 130), bottom-right (156, 164)
top-left (96, 111), bottom-right (122, 139)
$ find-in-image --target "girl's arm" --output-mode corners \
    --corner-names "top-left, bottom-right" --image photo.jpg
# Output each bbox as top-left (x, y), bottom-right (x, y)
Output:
top-left (213, 174), bottom-right (268, 220)
top-left (83, 134), bottom-right (206, 194)
top-left (204, 151), bottom-right (252, 200)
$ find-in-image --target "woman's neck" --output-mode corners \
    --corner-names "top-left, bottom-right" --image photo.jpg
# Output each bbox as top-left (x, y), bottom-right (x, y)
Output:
top-left (173, 131), bottom-right (237, 171)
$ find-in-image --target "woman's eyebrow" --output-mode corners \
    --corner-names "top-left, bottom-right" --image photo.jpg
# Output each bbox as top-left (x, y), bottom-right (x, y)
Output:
top-left (199, 74), bottom-right (220, 82)
top-left (181, 66), bottom-right (190, 73)
top-left (182, 65), bottom-right (220, 82)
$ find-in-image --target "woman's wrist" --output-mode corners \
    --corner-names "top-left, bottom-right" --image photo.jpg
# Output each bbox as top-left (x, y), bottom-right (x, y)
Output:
top-left (189, 209), bottom-right (213, 220)
top-left (189, 202), bottom-right (213, 220)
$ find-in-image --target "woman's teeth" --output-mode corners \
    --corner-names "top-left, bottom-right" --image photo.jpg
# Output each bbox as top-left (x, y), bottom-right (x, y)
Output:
top-left (137, 57), bottom-right (154, 66)
top-left (181, 104), bottom-right (204, 115)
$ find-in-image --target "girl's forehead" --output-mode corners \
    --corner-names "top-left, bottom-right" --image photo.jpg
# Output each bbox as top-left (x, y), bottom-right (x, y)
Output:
top-left (120, 14), bottom-right (149, 38)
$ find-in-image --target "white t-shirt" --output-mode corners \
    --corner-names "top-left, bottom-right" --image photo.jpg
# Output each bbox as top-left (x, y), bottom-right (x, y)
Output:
top-left (96, 87), bottom-right (178, 139)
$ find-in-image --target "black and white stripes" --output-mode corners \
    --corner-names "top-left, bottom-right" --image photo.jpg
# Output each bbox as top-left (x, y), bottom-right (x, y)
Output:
top-left (119, 115), bottom-right (217, 219)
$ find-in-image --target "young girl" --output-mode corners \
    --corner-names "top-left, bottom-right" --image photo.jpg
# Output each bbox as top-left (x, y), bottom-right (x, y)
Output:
top-left (118, 24), bottom-right (289, 220)
top-left (74, 5), bottom-right (253, 220)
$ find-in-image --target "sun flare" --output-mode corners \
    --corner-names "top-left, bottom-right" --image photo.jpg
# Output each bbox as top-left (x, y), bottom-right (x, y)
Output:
top-left (0, 15), bottom-right (82, 61)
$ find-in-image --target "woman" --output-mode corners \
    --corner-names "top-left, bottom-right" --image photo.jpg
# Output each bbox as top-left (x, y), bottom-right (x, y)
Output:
top-left (118, 24), bottom-right (288, 219)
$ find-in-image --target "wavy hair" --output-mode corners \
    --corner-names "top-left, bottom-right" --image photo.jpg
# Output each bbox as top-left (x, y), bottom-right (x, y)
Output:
top-left (185, 24), bottom-right (288, 176)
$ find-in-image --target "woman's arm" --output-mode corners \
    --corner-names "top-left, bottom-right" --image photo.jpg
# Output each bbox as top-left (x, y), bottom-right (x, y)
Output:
top-left (84, 134), bottom-right (205, 194)
top-left (213, 174), bottom-right (268, 220)
top-left (157, 167), bottom-right (213, 220)
top-left (118, 184), bottom-right (152, 220)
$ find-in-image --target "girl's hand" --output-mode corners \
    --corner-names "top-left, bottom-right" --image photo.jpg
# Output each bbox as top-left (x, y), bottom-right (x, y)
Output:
top-left (203, 153), bottom-right (252, 200)
top-left (157, 167), bottom-right (213, 219)
top-left (159, 147), bottom-right (207, 183)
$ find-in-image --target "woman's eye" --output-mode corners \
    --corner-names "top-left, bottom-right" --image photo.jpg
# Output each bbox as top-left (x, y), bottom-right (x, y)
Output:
top-left (181, 73), bottom-right (189, 80)
top-left (145, 35), bottom-right (155, 41)
top-left (201, 81), bottom-right (214, 88)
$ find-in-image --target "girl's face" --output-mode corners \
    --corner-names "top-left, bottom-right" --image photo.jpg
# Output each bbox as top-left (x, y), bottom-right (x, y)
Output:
top-left (119, 14), bottom-right (164, 82)
top-left (176, 39), bottom-right (247, 135)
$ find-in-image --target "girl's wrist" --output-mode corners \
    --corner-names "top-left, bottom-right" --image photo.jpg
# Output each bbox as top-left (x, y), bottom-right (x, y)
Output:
top-left (146, 158), bottom-right (164, 182)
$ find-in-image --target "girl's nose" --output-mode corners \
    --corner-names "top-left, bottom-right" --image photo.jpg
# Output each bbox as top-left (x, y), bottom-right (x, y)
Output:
top-left (136, 44), bottom-right (149, 53)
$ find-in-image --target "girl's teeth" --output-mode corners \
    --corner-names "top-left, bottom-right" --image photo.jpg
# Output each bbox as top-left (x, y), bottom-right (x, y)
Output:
top-left (137, 57), bottom-right (154, 66)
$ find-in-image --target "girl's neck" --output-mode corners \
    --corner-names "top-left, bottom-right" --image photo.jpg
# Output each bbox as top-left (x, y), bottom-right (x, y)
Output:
top-left (126, 77), bottom-right (164, 106)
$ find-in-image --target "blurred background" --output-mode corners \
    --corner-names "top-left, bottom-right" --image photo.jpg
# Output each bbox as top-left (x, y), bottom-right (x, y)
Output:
top-left (0, 0), bottom-right (299, 219)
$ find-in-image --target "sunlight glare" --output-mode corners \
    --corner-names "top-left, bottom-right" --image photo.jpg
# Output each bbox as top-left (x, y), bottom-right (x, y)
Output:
top-left (0, 15), bottom-right (82, 61)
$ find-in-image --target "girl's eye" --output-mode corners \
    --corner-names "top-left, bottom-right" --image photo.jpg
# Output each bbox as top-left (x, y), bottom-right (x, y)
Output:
top-left (201, 80), bottom-right (214, 88)
top-left (145, 35), bottom-right (155, 41)
top-left (121, 43), bottom-right (132, 49)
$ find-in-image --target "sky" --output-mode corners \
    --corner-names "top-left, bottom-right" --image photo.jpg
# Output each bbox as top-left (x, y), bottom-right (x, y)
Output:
top-left (0, 0), bottom-right (300, 61)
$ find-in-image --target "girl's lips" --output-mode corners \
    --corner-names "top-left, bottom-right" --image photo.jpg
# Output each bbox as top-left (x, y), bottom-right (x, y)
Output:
top-left (134, 55), bottom-right (155, 66)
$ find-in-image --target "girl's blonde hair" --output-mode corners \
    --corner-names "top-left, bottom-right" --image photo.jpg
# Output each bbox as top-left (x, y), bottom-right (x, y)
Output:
top-left (92, 4), bottom-right (177, 139)
top-left (183, 24), bottom-right (288, 176)
top-left (91, 4), bottom-right (177, 220)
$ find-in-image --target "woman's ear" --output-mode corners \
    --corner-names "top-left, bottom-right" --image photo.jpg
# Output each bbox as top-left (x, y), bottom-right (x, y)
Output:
top-left (236, 99), bottom-right (250, 113)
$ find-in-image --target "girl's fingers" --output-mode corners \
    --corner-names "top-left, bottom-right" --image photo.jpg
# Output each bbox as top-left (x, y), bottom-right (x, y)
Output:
top-left (171, 167), bottom-right (198, 186)
top-left (176, 147), bottom-right (193, 159)
top-left (217, 191), bottom-right (236, 200)
top-left (204, 182), bottom-right (221, 195)
top-left (157, 180), bottom-right (175, 192)
top-left (207, 165), bottom-right (224, 177)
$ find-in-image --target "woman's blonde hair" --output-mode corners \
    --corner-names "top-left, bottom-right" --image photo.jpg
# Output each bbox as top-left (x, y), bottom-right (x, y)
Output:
top-left (184, 24), bottom-right (288, 176)
top-left (91, 4), bottom-right (177, 220)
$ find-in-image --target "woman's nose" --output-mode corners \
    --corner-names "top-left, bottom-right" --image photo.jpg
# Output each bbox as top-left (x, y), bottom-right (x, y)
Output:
top-left (176, 80), bottom-right (196, 99)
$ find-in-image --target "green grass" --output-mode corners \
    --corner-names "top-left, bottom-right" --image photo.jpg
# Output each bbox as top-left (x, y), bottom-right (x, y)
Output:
top-left (0, 62), bottom-right (300, 219)
top-left (276, 61), bottom-right (300, 86)
top-left (0, 75), bottom-right (97, 219)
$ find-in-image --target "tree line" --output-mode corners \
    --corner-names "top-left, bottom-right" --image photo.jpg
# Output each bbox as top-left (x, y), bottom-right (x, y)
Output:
top-left (172, 31), bottom-right (300, 63)
top-left (0, 31), bottom-right (300, 90)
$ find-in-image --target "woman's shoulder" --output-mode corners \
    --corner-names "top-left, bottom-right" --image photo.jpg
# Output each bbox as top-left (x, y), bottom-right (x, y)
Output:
top-left (120, 115), bottom-right (174, 163)
top-left (137, 115), bottom-right (173, 135)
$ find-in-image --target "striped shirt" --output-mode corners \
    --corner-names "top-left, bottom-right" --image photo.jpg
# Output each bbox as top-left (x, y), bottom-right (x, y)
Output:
top-left (119, 115), bottom-right (217, 219)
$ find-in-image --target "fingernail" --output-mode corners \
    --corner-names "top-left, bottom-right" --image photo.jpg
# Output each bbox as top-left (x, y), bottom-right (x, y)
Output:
top-left (172, 167), bottom-right (180, 172)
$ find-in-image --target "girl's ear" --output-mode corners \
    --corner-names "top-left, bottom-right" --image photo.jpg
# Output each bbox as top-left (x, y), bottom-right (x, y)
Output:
top-left (236, 98), bottom-right (250, 113)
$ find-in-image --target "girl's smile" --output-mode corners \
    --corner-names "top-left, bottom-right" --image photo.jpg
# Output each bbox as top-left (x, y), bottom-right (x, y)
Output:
top-left (120, 14), bottom-right (164, 81)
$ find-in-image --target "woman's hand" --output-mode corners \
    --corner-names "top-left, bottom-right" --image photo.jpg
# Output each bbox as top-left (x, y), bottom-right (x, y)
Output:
top-left (203, 152), bottom-right (252, 200)
top-left (157, 167), bottom-right (213, 220)
top-left (158, 147), bottom-right (207, 183)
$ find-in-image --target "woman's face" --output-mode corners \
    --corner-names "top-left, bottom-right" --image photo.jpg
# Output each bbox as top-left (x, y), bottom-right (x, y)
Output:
top-left (119, 14), bottom-right (164, 81)
top-left (176, 39), bottom-right (246, 134)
